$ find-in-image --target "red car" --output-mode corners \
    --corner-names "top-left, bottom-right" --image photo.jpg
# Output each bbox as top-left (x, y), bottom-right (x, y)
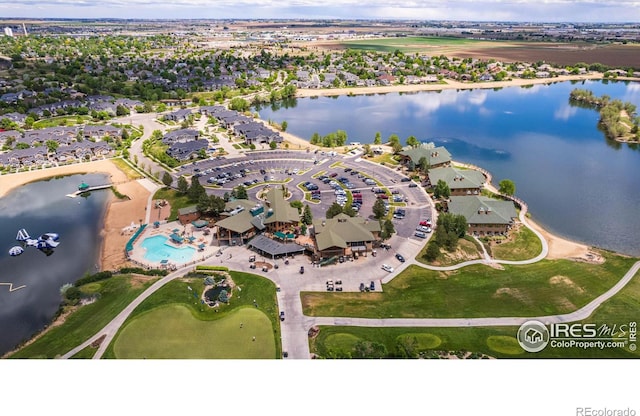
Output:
top-left (420, 220), bottom-right (432, 226)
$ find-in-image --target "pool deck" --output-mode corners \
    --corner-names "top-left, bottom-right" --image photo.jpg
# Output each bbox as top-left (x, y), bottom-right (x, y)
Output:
top-left (128, 220), bottom-right (220, 270)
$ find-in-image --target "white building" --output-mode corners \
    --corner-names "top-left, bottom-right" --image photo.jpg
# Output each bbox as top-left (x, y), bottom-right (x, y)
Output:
top-left (3, 27), bottom-right (13, 37)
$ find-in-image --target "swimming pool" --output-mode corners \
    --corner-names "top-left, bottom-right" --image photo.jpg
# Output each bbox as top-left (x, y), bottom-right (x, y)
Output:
top-left (140, 235), bottom-right (196, 264)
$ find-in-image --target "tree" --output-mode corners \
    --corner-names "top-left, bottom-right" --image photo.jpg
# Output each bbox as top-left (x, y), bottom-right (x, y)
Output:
top-left (433, 179), bottom-right (451, 199)
top-left (281, 121), bottom-right (288, 132)
top-left (302, 204), bottom-right (313, 225)
top-left (406, 135), bottom-right (419, 148)
top-left (418, 156), bottom-right (430, 173)
top-left (232, 185), bottom-right (248, 200)
top-left (326, 202), bottom-right (344, 219)
top-left (388, 134), bottom-right (400, 146)
top-left (177, 176), bottom-right (189, 195)
top-left (374, 131), bottom-right (382, 145)
top-left (381, 218), bottom-right (395, 239)
top-left (342, 205), bottom-right (357, 217)
top-left (162, 172), bottom-right (173, 187)
top-left (116, 105), bottom-right (130, 116)
top-left (290, 200), bottom-right (303, 213)
top-left (269, 141), bottom-right (277, 150)
top-left (423, 241), bottom-right (441, 262)
top-left (188, 178), bottom-right (205, 201)
top-left (391, 142), bottom-right (403, 154)
top-left (372, 198), bottom-right (387, 220)
top-left (499, 179), bottom-right (516, 196)
top-left (45, 140), bottom-right (59, 153)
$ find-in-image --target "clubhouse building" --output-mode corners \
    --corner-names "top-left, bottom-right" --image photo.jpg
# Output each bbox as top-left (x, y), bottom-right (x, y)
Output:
top-left (311, 213), bottom-right (381, 259)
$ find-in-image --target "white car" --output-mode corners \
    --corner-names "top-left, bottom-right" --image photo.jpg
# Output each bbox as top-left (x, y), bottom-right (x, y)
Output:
top-left (381, 264), bottom-right (394, 273)
top-left (416, 225), bottom-right (432, 233)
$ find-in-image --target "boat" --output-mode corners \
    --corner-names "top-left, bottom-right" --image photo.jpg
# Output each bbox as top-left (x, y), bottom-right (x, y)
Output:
top-left (8, 246), bottom-right (24, 256)
top-left (78, 182), bottom-right (90, 191)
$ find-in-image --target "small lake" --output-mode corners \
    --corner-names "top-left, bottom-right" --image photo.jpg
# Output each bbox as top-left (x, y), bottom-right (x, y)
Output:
top-left (0, 173), bottom-right (109, 356)
top-left (257, 80), bottom-right (640, 256)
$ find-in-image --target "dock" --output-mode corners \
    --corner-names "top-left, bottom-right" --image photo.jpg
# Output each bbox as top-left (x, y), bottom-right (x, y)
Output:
top-left (66, 184), bottom-right (113, 198)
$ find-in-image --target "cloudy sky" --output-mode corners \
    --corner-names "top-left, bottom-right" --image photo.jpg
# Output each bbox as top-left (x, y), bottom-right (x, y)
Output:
top-left (0, 0), bottom-right (639, 22)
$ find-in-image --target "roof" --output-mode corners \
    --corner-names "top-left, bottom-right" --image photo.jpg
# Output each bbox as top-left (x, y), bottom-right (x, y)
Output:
top-left (428, 166), bottom-right (485, 190)
top-left (247, 234), bottom-right (305, 257)
top-left (448, 196), bottom-right (518, 225)
top-left (399, 143), bottom-right (451, 166)
top-left (178, 205), bottom-right (199, 216)
top-left (313, 213), bottom-right (380, 251)
top-left (263, 188), bottom-right (300, 225)
top-left (215, 211), bottom-right (256, 234)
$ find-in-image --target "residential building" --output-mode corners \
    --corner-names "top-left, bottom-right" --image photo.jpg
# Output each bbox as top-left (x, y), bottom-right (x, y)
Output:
top-left (447, 196), bottom-right (518, 236)
top-left (311, 213), bottom-right (381, 259)
top-left (427, 166), bottom-right (486, 196)
top-left (398, 143), bottom-right (452, 169)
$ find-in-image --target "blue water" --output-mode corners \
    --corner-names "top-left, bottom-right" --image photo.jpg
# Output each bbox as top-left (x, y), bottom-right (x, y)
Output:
top-left (257, 80), bottom-right (640, 256)
top-left (0, 174), bottom-right (109, 355)
top-left (140, 235), bottom-right (196, 263)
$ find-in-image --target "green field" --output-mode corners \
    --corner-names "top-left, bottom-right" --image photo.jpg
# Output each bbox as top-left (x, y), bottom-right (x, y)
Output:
top-left (103, 271), bottom-right (281, 359)
top-left (488, 225), bottom-right (543, 261)
top-left (302, 251), bottom-right (637, 319)
top-left (153, 188), bottom-right (195, 221)
top-left (113, 305), bottom-right (275, 359)
top-left (9, 275), bottom-right (156, 359)
top-left (341, 36), bottom-right (480, 53)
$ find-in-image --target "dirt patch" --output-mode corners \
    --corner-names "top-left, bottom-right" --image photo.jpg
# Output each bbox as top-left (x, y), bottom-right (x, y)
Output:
top-left (493, 287), bottom-right (533, 306)
top-left (553, 296), bottom-right (577, 312)
top-left (91, 334), bottom-right (106, 348)
top-left (129, 273), bottom-right (157, 289)
top-left (550, 275), bottom-right (585, 294)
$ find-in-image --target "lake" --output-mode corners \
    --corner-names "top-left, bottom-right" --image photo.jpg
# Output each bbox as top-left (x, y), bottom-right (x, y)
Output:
top-left (257, 80), bottom-right (640, 256)
top-left (0, 173), bottom-right (109, 356)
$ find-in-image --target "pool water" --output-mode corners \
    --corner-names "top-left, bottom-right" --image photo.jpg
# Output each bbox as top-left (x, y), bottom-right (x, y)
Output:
top-left (140, 235), bottom-right (196, 263)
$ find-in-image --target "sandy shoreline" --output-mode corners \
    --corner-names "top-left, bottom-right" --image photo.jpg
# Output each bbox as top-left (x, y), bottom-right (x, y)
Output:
top-left (0, 159), bottom-right (150, 271)
top-left (295, 73), bottom-right (616, 98)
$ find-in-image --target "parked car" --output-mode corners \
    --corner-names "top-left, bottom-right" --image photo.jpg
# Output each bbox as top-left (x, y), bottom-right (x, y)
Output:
top-left (381, 264), bottom-right (394, 273)
top-left (416, 225), bottom-right (432, 233)
top-left (420, 220), bottom-right (432, 227)
top-left (414, 231), bottom-right (427, 238)
top-left (299, 266), bottom-right (305, 274)
top-left (409, 182), bottom-right (418, 188)
top-left (279, 311), bottom-right (285, 321)
top-left (370, 281), bottom-right (375, 290)
top-left (396, 254), bottom-right (405, 262)
top-left (401, 177), bottom-right (411, 182)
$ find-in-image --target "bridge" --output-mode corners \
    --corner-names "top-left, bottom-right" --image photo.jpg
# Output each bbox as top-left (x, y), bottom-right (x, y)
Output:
top-left (66, 184), bottom-right (113, 198)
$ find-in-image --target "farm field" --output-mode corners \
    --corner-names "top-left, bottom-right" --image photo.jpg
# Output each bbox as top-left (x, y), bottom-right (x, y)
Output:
top-left (315, 36), bottom-right (640, 68)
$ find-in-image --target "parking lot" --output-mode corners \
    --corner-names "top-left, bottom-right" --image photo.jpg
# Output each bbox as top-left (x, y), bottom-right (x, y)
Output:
top-left (179, 149), bottom-right (434, 243)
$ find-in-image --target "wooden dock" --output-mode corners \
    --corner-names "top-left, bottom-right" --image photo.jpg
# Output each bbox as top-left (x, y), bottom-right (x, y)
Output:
top-left (66, 184), bottom-right (113, 198)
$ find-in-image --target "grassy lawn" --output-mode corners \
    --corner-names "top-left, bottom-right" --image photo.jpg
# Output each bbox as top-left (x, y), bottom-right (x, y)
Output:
top-left (103, 271), bottom-right (281, 359)
top-left (310, 323), bottom-right (639, 359)
top-left (153, 188), bottom-right (196, 221)
top-left (33, 115), bottom-right (92, 129)
top-left (369, 152), bottom-right (400, 165)
top-left (302, 251), bottom-right (637, 319)
top-left (113, 305), bottom-right (275, 358)
top-left (487, 224), bottom-right (543, 261)
top-left (110, 157), bottom-right (144, 180)
top-left (341, 36), bottom-right (480, 53)
top-left (8, 275), bottom-right (157, 359)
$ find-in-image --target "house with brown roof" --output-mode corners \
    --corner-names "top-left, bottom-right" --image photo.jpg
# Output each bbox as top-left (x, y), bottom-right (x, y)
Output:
top-left (447, 196), bottom-right (518, 236)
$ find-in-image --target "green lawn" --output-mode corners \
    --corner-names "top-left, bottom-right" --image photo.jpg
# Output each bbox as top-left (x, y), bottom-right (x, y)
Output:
top-left (113, 305), bottom-right (274, 358)
top-left (489, 225), bottom-right (543, 261)
top-left (416, 236), bottom-right (482, 267)
top-left (103, 271), bottom-right (281, 359)
top-left (153, 188), bottom-right (196, 221)
top-left (310, 324), bottom-right (639, 359)
top-left (110, 157), bottom-right (144, 181)
top-left (341, 36), bottom-right (479, 53)
top-left (9, 275), bottom-right (157, 359)
top-left (302, 251), bottom-right (637, 319)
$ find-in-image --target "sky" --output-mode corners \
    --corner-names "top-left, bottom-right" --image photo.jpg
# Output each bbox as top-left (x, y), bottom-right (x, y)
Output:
top-left (0, 0), bottom-right (639, 23)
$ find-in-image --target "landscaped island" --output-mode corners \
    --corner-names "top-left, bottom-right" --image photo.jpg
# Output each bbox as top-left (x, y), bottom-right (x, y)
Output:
top-left (569, 88), bottom-right (640, 142)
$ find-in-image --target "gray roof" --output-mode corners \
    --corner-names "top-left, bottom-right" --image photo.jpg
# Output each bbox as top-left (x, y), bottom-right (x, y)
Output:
top-left (312, 213), bottom-right (380, 251)
top-left (400, 144), bottom-right (451, 166)
top-left (448, 196), bottom-right (517, 225)
top-left (247, 234), bottom-right (305, 257)
top-left (428, 166), bottom-right (485, 190)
